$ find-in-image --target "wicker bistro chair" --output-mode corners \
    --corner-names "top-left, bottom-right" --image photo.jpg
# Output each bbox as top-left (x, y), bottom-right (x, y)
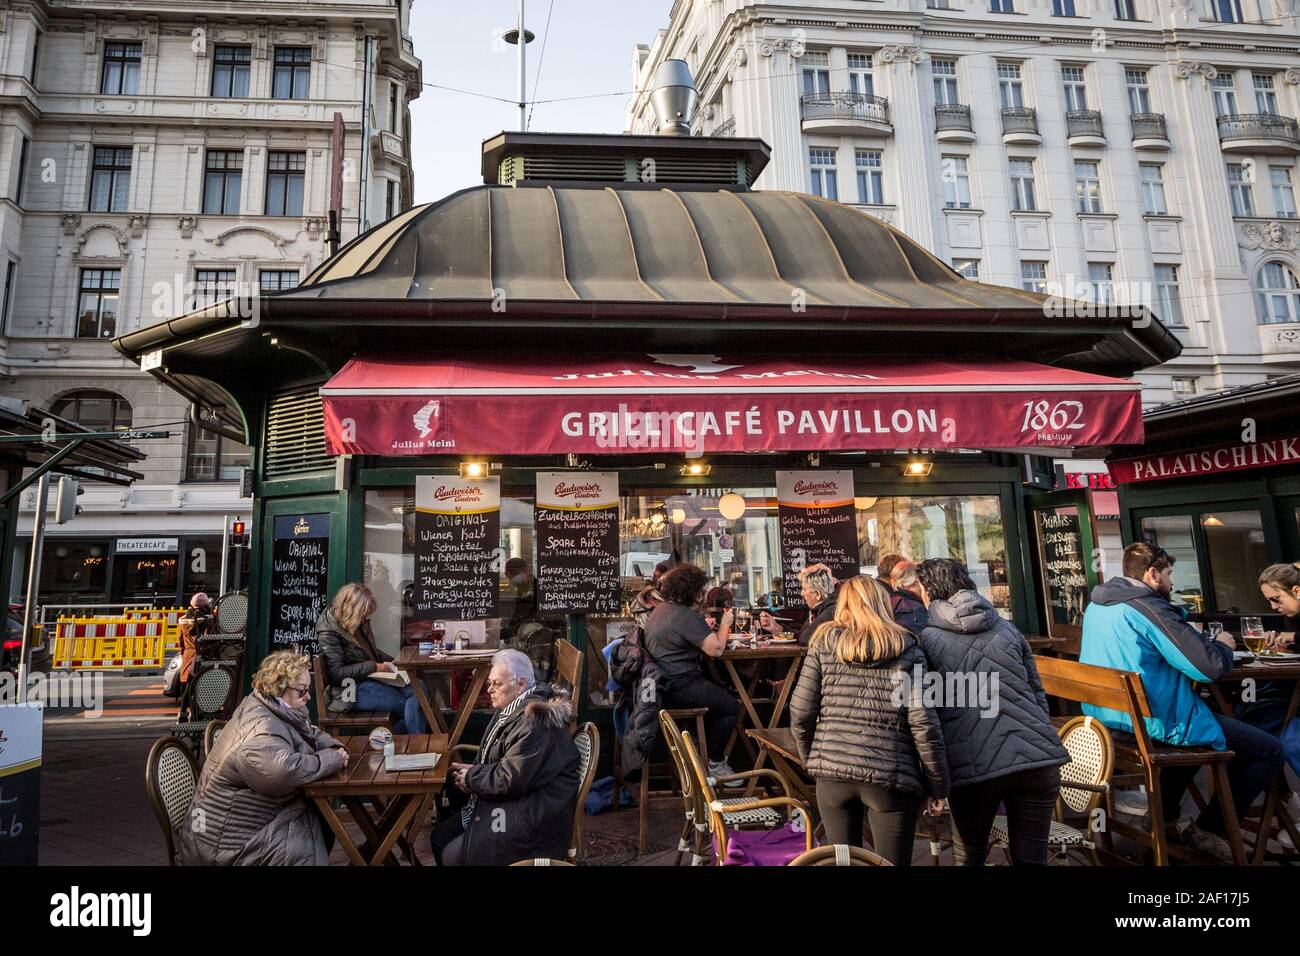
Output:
top-left (568, 721), bottom-right (600, 862)
top-left (202, 719), bottom-right (227, 763)
top-left (145, 736), bottom-right (199, 865)
top-left (659, 709), bottom-right (798, 865)
top-left (170, 661), bottom-right (239, 751)
top-left (510, 858), bottom-right (576, 866)
top-left (788, 844), bottom-right (892, 866)
top-left (990, 715), bottom-right (1114, 865)
top-left (679, 729), bottom-right (814, 864)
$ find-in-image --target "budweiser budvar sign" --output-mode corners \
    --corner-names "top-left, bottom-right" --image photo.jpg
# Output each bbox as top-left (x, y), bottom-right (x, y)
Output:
top-left (319, 354), bottom-right (1145, 455)
top-left (1108, 434), bottom-right (1300, 484)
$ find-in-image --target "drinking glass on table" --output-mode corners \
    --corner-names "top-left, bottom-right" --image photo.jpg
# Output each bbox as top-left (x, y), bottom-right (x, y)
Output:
top-left (735, 606), bottom-right (753, 636)
top-left (432, 620), bottom-right (447, 658)
top-left (1242, 617), bottom-right (1266, 655)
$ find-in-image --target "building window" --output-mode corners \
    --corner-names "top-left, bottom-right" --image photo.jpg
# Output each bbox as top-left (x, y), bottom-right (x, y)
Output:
top-left (76, 268), bottom-right (121, 338)
top-left (100, 42), bottom-right (141, 95)
top-left (1009, 158), bottom-right (1037, 211)
top-left (1021, 261), bottom-right (1048, 294)
top-left (1272, 167), bottom-right (1298, 219)
top-left (88, 146), bottom-right (132, 213)
top-left (1087, 262), bottom-right (1114, 304)
top-left (15, 135), bottom-right (28, 205)
top-left (211, 46), bottom-right (251, 98)
top-left (1226, 163), bottom-right (1255, 217)
top-left (1, 261), bottom-right (15, 335)
top-left (388, 82), bottom-right (400, 131)
top-left (29, 30), bottom-right (39, 85)
top-left (1061, 65), bottom-right (1088, 111)
top-left (932, 59), bottom-right (959, 105)
top-left (1074, 160), bottom-right (1102, 213)
top-left (258, 269), bottom-right (300, 293)
top-left (997, 63), bottom-right (1024, 109)
top-left (953, 259), bottom-right (980, 279)
top-left (1139, 163), bottom-right (1168, 215)
top-left (1253, 73), bottom-right (1279, 115)
top-left (186, 426), bottom-right (252, 481)
top-left (1211, 73), bottom-right (1237, 117)
top-left (1255, 260), bottom-right (1300, 324)
top-left (1154, 264), bottom-right (1184, 327)
top-left (847, 53), bottom-right (873, 97)
top-left (1052, 0), bottom-right (1077, 15)
top-left (801, 51), bottom-right (829, 96)
top-left (1211, 0), bottom-right (1243, 22)
top-left (989, 0), bottom-right (1016, 12)
top-left (194, 269), bottom-right (237, 309)
top-left (50, 390), bottom-right (133, 431)
top-left (1125, 68), bottom-right (1151, 113)
top-left (855, 149), bottom-right (884, 205)
top-left (808, 147), bottom-right (838, 200)
top-left (265, 151), bottom-right (306, 216)
top-left (273, 47), bottom-right (311, 100)
top-left (202, 150), bottom-right (243, 215)
top-left (385, 179), bottom-right (399, 220)
top-left (1171, 377), bottom-right (1199, 397)
top-left (928, 0), bottom-right (952, 7)
top-left (942, 155), bottom-right (972, 208)
top-left (1114, 0), bottom-right (1137, 19)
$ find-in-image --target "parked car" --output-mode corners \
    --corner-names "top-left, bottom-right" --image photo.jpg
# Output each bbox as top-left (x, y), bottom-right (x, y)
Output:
top-left (2, 609), bottom-right (51, 676)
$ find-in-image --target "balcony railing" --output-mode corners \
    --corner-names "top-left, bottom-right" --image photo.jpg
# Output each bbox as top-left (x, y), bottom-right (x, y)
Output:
top-left (801, 92), bottom-right (890, 127)
top-left (1000, 106), bottom-right (1039, 136)
top-left (1066, 109), bottom-right (1105, 141)
top-left (1130, 112), bottom-right (1169, 142)
top-left (934, 103), bottom-right (973, 133)
top-left (1216, 113), bottom-right (1300, 149)
top-left (710, 116), bottom-right (736, 138)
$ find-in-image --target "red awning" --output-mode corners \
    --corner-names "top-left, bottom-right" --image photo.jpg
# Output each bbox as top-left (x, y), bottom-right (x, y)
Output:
top-left (1108, 432), bottom-right (1300, 483)
top-left (320, 354), bottom-right (1143, 456)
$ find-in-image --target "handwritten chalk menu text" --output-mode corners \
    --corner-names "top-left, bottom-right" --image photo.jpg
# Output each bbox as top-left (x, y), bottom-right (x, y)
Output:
top-left (415, 476), bottom-right (501, 622)
top-left (269, 514), bottom-right (331, 654)
top-left (0, 705), bottom-right (41, 865)
top-left (777, 471), bottom-right (859, 610)
top-left (1038, 509), bottom-right (1088, 628)
top-left (536, 472), bottom-right (620, 614)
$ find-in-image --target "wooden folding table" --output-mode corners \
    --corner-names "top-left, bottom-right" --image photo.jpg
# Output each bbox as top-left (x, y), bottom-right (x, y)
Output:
top-left (396, 647), bottom-right (496, 754)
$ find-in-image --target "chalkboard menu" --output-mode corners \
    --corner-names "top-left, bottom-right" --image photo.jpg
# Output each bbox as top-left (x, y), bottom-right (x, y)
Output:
top-left (535, 472), bottom-right (620, 614)
top-left (0, 705), bottom-right (42, 865)
top-left (1038, 509), bottom-right (1088, 629)
top-left (776, 471), bottom-right (860, 610)
top-left (414, 476), bottom-right (501, 622)
top-left (269, 514), bottom-right (331, 655)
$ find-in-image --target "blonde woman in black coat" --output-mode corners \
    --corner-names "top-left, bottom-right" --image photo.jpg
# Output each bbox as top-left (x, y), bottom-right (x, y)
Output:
top-left (789, 574), bottom-right (949, 865)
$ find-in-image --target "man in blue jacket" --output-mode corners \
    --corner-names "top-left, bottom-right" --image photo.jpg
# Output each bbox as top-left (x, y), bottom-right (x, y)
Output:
top-left (1081, 542), bottom-right (1283, 862)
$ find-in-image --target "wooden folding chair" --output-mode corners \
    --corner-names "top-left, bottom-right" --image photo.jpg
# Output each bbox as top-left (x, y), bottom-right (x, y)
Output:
top-left (1035, 655), bottom-right (1245, 866)
top-left (553, 640), bottom-right (584, 732)
top-left (312, 655), bottom-right (392, 738)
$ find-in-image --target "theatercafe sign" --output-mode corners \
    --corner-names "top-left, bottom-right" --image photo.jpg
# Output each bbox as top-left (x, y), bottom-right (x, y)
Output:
top-left (1109, 434), bottom-right (1300, 484)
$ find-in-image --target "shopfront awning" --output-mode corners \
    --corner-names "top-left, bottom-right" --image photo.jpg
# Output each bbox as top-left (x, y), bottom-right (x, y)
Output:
top-left (320, 353), bottom-right (1143, 456)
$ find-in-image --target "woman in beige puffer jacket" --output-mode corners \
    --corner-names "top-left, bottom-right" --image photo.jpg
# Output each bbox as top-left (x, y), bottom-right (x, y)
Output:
top-left (179, 651), bottom-right (348, 866)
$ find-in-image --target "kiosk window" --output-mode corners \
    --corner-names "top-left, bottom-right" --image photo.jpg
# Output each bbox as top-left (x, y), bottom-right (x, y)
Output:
top-left (1200, 511), bottom-right (1269, 614)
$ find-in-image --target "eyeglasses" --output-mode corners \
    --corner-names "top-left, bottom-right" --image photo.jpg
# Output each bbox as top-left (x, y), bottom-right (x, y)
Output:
top-left (287, 684), bottom-right (311, 697)
top-left (486, 679), bottom-right (519, 691)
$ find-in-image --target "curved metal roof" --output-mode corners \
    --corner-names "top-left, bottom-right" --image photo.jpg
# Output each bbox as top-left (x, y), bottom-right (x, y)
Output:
top-left (291, 185), bottom-right (1048, 312)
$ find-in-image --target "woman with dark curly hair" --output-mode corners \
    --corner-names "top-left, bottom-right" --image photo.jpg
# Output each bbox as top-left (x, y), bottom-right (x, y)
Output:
top-left (645, 563), bottom-right (743, 782)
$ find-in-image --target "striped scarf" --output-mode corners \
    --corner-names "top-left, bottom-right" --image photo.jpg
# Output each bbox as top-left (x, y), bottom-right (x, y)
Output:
top-left (461, 688), bottom-right (534, 829)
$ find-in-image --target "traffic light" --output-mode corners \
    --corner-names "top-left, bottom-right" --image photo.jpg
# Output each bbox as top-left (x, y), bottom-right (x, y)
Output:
top-left (54, 476), bottom-right (82, 524)
top-left (230, 519), bottom-right (249, 547)
top-left (232, 520), bottom-right (246, 536)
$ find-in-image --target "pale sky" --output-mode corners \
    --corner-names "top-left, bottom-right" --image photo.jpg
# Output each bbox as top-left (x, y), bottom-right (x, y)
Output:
top-left (408, 1), bottom-right (675, 202)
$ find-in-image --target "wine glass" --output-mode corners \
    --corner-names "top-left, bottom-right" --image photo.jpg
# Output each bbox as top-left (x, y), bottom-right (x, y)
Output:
top-left (432, 620), bottom-right (447, 658)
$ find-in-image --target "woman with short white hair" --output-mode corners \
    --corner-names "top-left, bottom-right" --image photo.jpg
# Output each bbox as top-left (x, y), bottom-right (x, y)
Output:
top-left (430, 648), bottom-right (580, 865)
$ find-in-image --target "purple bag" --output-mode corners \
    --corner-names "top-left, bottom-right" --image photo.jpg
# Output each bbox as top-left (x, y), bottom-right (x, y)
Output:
top-left (717, 822), bottom-right (809, 866)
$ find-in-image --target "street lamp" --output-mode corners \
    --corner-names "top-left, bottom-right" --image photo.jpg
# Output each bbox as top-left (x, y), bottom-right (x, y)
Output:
top-left (502, 1), bottom-right (535, 131)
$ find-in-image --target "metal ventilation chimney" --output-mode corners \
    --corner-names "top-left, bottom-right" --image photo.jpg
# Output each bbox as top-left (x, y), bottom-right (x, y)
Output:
top-left (650, 59), bottom-right (698, 136)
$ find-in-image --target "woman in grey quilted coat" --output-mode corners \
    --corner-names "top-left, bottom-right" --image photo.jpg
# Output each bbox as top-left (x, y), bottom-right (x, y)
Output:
top-left (916, 558), bottom-right (1067, 866)
top-left (789, 574), bottom-right (949, 865)
top-left (179, 651), bottom-right (349, 866)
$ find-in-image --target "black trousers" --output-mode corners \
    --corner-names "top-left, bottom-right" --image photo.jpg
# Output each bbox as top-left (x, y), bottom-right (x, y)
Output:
top-left (948, 765), bottom-right (1061, 866)
top-left (815, 778), bottom-right (920, 866)
top-left (430, 813), bottom-right (467, 866)
top-left (662, 671), bottom-right (740, 762)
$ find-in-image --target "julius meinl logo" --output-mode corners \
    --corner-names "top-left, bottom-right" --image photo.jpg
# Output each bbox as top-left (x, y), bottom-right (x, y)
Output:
top-left (50, 886), bottom-right (151, 936)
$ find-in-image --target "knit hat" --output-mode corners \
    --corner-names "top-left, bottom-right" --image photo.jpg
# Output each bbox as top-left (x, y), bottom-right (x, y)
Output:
top-left (190, 592), bottom-right (212, 608)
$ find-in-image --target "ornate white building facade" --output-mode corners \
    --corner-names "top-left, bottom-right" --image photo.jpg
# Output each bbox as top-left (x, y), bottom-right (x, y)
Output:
top-left (0, 0), bottom-right (420, 605)
top-left (627, 0), bottom-right (1300, 405)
